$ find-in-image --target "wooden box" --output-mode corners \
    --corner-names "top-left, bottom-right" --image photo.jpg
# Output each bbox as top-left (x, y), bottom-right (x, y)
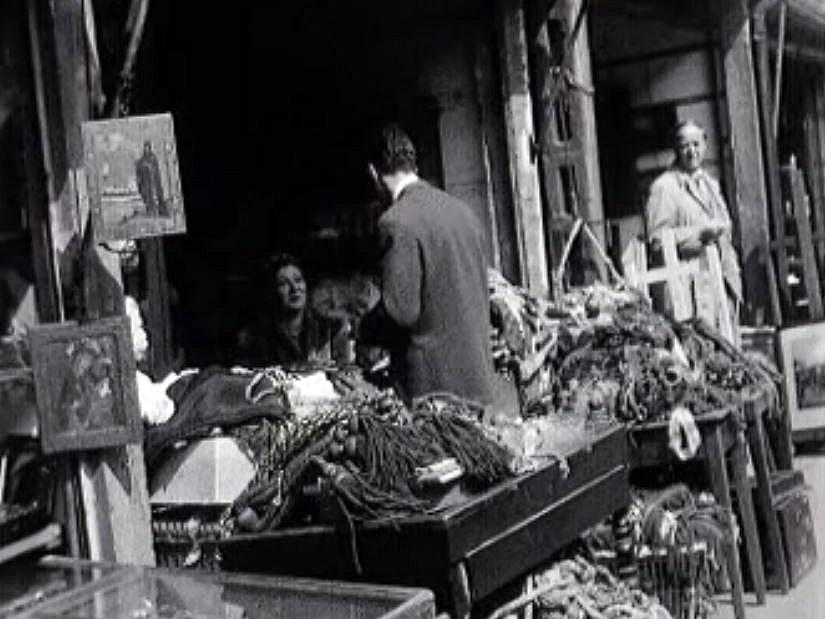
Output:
top-left (221, 425), bottom-right (630, 618)
top-left (776, 488), bottom-right (817, 588)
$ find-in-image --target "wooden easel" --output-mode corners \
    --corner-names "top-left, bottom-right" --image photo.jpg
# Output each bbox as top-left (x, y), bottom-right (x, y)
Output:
top-left (622, 229), bottom-right (735, 343)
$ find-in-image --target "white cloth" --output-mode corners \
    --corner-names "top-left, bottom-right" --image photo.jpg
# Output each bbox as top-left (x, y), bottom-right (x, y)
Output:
top-left (136, 370), bottom-right (176, 425)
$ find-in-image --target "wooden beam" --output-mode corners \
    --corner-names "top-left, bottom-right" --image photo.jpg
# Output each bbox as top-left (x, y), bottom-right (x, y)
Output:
top-left (719, 0), bottom-right (774, 322)
top-left (753, 8), bottom-right (792, 322)
top-left (801, 75), bottom-right (825, 274)
top-left (24, 0), bottom-right (64, 322)
top-left (140, 238), bottom-right (173, 379)
top-left (32, 0), bottom-right (155, 566)
top-left (786, 161), bottom-right (824, 320)
top-left (559, 0), bottom-right (607, 275)
top-left (498, 0), bottom-right (550, 297)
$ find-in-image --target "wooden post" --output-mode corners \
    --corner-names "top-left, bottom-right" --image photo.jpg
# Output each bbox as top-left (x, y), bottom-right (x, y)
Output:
top-left (785, 160), bottom-right (824, 320)
top-left (557, 0), bottom-right (607, 275)
top-left (805, 75), bottom-right (825, 272)
top-left (719, 0), bottom-right (774, 322)
top-left (140, 238), bottom-right (173, 379)
top-left (499, 0), bottom-right (550, 297)
top-left (29, 0), bottom-right (155, 565)
top-left (475, 33), bottom-right (521, 282)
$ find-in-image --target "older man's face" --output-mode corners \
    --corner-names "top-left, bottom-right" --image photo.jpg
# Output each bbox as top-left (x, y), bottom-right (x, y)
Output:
top-left (675, 125), bottom-right (706, 173)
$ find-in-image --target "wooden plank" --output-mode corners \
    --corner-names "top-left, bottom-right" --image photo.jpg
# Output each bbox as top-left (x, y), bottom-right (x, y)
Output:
top-left (474, 32), bottom-right (520, 282)
top-left (811, 78), bottom-right (825, 274)
top-left (24, 0), bottom-right (64, 322)
top-left (33, 0), bottom-right (155, 566)
top-left (786, 162), bottom-right (824, 319)
top-left (0, 523), bottom-right (62, 565)
top-left (721, 0), bottom-right (775, 321)
top-left (559, 0), bottom-right (607, 275)
top-left (705, 244), bottom-right (735, 342)
top-left (659, 230), bottom-right (694, 321)
top-left (140, 238), bottom-right (173, 379)
top-left (464, 465), bottom-right (629, 601)
top-left (498, 0), bottom-right (550, 297)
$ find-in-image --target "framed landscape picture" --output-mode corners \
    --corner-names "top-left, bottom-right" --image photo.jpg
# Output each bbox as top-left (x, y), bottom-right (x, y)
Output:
top-left (29, 317), bottom-right (142, 454)
top-left (82, 113), bottom-right (186, 242)
top-left (779, 322), bottom-right (825, 437)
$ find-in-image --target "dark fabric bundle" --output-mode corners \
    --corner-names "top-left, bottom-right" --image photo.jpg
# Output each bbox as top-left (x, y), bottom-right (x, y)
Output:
top-left (144, 367), bottom-right (289, 468)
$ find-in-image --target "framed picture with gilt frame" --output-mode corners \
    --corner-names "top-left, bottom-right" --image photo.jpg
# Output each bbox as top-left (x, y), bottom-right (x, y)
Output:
top-left (779, 322), bottom-right (825, 440)
top-left (29, 317), bottom-right (142, 454)
top-left (82, 113), bottom-right (186, 242)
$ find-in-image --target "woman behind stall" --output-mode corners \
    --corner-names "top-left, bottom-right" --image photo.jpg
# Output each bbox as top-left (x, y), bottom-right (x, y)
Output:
top-left (238, 254), bottom-right (349, 368)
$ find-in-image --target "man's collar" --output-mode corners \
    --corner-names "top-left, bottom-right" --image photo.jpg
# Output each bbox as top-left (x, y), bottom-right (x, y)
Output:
top-left (675, 167), bottom-right (705, 183)
top-left (392, 173), bottom-right (420, 201)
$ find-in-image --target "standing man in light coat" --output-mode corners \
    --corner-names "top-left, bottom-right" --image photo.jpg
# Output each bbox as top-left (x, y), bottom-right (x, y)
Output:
top-left (645, 120), bottom-right (743, 329)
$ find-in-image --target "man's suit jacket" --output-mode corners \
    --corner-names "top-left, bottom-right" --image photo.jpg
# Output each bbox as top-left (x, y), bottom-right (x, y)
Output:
top-left (375, 180), bottom-right (494, 404)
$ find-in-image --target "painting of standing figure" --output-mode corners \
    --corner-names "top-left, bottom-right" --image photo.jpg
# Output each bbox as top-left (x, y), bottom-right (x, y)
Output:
top-left (30, 317), bottom-right (142, 454)
top-left (83, 113), bottom-right (186, 242)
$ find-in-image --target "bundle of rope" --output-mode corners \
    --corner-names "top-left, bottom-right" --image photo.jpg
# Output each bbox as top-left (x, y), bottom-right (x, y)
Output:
top-left (230, 391), bottom-right (516, 532)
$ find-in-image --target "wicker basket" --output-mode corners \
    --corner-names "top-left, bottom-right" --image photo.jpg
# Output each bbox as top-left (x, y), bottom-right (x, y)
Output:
top-left (151, 504), bottom-right (229, 571)
top-left (637, 542), bottom-right (713, 619)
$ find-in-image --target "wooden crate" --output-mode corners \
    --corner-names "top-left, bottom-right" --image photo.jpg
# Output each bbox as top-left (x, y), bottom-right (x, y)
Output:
top-left (220, 425), bottom-right (630, 618)
top-left (776, 488), bottom-right (817, 588)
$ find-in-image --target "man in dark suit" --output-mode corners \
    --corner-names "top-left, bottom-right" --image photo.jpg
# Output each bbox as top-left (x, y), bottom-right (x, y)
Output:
top-left (364, 124), bottom-right (494, 404)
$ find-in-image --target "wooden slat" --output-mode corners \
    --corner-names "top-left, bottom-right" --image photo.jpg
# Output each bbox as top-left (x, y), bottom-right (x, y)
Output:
top-left (723, 0), bottom-right (776, 321)
top-left (475, 33), bottom-right (520, 281)
top-left (561, 0), bottom-right (607, 276)
top-left (140, 238), bottom-right (173, 379)
top-left (786, 162), bottom-right (824, 319)
top-left (812, 78), bottom-right (825, 273)
top-left (499, 0), bottom-right (549, 297)
top-left (33, 0), bottom-right (155, 566)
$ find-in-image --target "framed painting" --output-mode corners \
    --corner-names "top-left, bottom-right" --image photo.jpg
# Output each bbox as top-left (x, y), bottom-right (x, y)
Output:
top-left (82, 113), bottom-right (186, 242)
top-left (779, 322), bottom-right (825, 437)
top-left (29, 317), bottom-right (142, 454)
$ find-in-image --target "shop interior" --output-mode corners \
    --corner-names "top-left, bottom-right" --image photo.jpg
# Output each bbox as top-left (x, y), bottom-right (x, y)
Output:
top-left (117, 0), bottom-right (505, 367)
top-left (590, 0), bottom-right (724, 257)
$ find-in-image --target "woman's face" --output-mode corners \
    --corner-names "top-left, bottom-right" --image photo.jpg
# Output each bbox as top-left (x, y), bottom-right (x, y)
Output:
top-left (274, 264), bottom-right (307, 313)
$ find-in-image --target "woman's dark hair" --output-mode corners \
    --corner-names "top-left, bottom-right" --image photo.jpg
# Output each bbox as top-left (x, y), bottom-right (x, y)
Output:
top-left (263, 253), bottom-right (303, 282)
top-left (368, 123), bottom-right (418, 175)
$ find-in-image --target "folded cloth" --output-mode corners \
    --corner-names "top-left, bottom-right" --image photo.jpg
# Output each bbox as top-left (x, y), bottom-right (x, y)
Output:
top-left (144, 366), bottom-right (289, 468)
top-left (668, 406), bottom-right (701, 460)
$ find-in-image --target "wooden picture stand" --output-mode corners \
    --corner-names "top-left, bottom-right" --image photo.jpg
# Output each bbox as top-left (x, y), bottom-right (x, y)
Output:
top-left (622, 229), bottom-right (735, 343)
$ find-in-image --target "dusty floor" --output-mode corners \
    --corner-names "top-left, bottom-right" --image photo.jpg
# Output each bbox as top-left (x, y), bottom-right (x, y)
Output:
top-left (716, 452), bottom-right (825, 618)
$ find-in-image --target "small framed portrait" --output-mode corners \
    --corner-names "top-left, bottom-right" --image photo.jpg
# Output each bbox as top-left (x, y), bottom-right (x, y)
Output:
top-left (82, 113), bottom-right (186, 242)
top-left (29, 317), bottom-right (142, 454)
top-left (779, 322), bottom-right (825, 438)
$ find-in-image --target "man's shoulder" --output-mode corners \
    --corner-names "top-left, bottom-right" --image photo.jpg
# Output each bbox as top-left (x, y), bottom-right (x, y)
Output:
top-left (650, 169), bottom-right (682, 191)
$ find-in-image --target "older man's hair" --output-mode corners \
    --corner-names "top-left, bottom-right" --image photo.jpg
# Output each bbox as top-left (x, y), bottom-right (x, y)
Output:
top-left (369, 123), bottom-right (418, 175)
top-left (671, 119), bottom-right (706, 146)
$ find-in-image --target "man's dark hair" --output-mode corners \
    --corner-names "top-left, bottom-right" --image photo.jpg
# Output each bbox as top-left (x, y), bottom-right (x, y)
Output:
top-left (369, 123), bottom-right (418, 175)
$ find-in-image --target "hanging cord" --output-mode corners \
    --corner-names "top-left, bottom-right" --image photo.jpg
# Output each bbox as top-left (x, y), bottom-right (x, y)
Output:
top-left (110, 0), bottom-right (151, 118)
